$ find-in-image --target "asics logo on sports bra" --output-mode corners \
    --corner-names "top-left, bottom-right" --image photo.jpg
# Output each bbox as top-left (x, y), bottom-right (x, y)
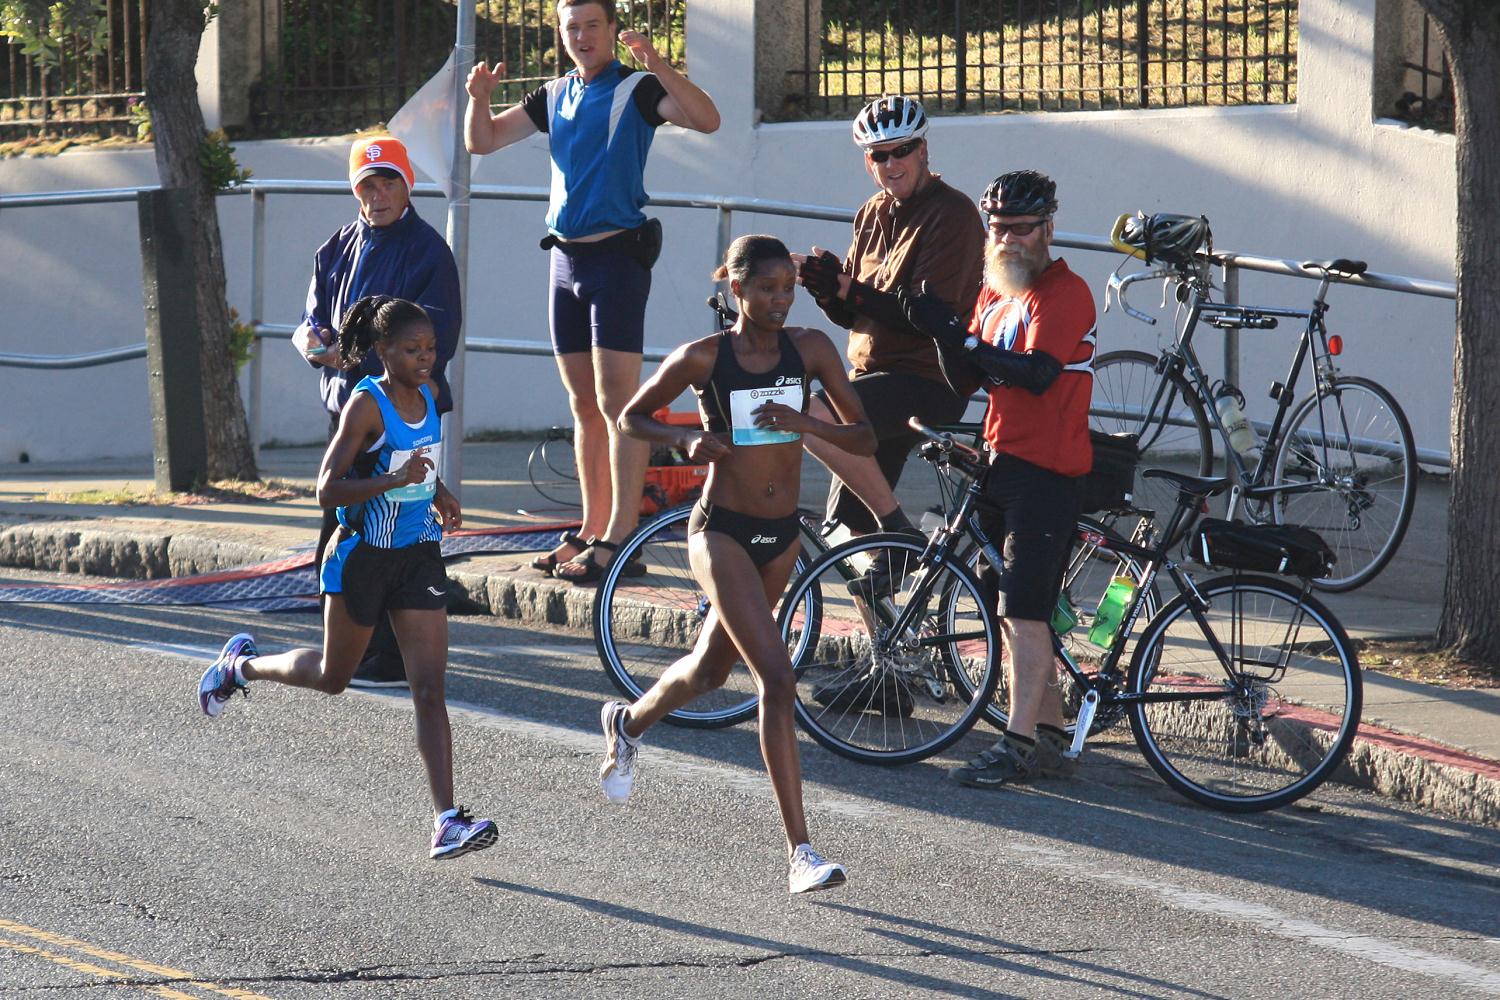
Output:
top-left (774, 376), bottom-right (803, 387)
top-left (750, 535), bottom-right (780, 545)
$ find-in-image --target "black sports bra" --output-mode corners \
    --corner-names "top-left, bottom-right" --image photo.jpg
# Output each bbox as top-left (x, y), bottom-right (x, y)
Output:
top-left (694, 329), bottom-right (809, 440)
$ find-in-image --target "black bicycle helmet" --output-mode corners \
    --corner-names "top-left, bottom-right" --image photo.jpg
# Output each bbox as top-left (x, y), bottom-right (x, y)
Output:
top-left (1120, 212), bottom-right (1211, 265)
top-left (981, 170), bottom-right (1058, 218)
top-left (851, 95), bottom-right (929, 148)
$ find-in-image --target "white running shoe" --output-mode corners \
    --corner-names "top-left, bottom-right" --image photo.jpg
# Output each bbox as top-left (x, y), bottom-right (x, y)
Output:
top-left (599, 700), bottom-right (640, 803)
top-left (429, 807), bottom-right (499, 860)
top-left (788, 843), bottom-right (847, 894)
top-left (198, 633), bottom-right (256, 718)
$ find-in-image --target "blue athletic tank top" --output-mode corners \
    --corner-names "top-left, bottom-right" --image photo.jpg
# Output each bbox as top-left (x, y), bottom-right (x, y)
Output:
top-left (695, 330), bottom-right (808, 446)
top-left (336, 376), bottom-right (443, 549)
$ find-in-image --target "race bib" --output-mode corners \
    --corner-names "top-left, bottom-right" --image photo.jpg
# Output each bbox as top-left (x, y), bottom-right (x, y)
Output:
top-left (729, 384), bottom-right (804, 446)
top-left (386, 444), bottom-right (439, 502)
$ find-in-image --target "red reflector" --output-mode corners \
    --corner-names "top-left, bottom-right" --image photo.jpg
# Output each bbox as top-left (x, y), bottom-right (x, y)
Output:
top-left (1200, 500), bottom-right (1210, 513)
top-left (1328, 334), bottom-right (1343, 356)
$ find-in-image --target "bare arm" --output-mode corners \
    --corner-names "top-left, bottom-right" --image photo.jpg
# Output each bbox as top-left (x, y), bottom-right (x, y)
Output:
top-left (316, 395), bottom-right (436, 508)
top-left (464, 61), bottom-right (541, 155)
top-left (784, 329), bottom-right (878, 457)
top-left (618, 339), bottom-right (730, 462)
top-left (620, 32), bottom-right (720, 134)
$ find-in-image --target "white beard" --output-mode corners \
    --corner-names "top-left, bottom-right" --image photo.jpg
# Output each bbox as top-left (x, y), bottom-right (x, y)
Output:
top-left (985, 242), bottom-right (1048, 296)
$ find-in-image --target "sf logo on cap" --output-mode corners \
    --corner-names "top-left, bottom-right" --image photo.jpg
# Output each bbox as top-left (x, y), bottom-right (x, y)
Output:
top-left (366, 145), bottom-right (383, 161)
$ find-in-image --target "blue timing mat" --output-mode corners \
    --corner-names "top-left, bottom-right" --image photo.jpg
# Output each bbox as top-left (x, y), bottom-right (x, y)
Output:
top-left (0, 524), bottom-right (578, 612)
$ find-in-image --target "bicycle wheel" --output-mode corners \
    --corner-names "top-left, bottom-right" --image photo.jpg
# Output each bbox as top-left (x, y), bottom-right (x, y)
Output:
top-left (593, 505), bottom-right (818, 729)
top-left (1271, 376), bottom-right (1417, 591)
top-left (974, 517), bottom-right (1157, 733)
top-left (1092, 350), bottom-right (1213, 519)
top-left (1127, 574), bottom-right (1361, 812)
top-left (779, 533), bottom-right (1000, 765)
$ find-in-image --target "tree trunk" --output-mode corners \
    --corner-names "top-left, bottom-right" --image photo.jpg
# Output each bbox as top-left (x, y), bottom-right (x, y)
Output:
top-left (1421, 0), bottom-right (1500, 668)
top-left (144, 0), bottom-right (257, 481)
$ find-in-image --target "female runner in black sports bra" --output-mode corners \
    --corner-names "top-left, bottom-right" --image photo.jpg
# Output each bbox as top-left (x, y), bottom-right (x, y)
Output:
top-left (603, 235), bottom-right (876, 894)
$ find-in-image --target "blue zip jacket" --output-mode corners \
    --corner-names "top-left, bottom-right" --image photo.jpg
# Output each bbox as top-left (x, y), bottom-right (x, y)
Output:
top-left (300, 204), bottom-right (462, 415)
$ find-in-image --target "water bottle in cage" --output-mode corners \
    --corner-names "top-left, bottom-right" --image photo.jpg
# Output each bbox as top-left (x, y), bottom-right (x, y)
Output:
top-left (1213, 382), bottom-right (1260, 459)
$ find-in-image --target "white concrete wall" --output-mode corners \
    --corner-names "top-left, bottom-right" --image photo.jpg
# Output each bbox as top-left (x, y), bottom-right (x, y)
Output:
top-left (0, 0), bottom-right (1456, 464)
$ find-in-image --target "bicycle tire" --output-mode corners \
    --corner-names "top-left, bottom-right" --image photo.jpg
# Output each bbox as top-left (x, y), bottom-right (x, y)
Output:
top-left (1092, 350), bottom-right (1213, 519)
top-left (1271, 376), bottom-right (1417, 592)
top-left (779, 533), bottom-right (1000, 765)
top-left (593, 504), bottom-right (819, 729)
top-left (1126, 574), bottom-right (1362, 812)
top-left (973, 516), bottom-right (1157, 733)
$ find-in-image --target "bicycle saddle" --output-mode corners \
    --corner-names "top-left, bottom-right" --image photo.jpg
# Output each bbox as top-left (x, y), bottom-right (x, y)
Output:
top-left (1300, 258), bottom-right (1367, 276)
top-left (1142, 468), bottom-right (1231, 498)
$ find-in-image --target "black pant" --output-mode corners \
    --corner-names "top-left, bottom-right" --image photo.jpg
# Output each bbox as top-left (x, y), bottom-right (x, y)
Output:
top-left (320, 413), bottom-right (404, 670)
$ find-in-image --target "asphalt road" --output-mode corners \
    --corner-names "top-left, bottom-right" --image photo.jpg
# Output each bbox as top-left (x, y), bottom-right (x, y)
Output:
top-left (2, 567), bottom-right (1498, 999)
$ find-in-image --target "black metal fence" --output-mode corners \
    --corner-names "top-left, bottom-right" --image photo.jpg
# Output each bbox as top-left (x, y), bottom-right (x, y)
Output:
top-left (0, 0), bottom-right (148, 140)
top-left (1388, 12), bottom-right (1452, 132)
top-left (249, 0), bottom-right (686, 139)
top-left (782, 0), bottom-right (1298, 121)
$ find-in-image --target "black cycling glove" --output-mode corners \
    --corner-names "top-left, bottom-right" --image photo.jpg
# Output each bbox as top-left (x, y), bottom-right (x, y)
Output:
top-left (797, 250), bottom-right (844, 302)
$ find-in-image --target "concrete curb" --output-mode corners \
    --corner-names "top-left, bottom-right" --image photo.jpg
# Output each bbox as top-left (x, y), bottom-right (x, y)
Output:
top-left (4, 516), bottom-right (1498, 827)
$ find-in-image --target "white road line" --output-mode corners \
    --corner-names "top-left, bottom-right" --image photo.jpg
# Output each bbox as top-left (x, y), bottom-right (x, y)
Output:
top-left (131, 642), bottom-right (219, 661)
top-left (452, 643), bottom-right (596, 659)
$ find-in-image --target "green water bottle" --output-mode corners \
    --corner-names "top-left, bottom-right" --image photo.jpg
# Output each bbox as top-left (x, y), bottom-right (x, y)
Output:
top-left (1050, 593), bottom-right (1079, 635)
top-left (1087, 576), bottom-right (1137, 648)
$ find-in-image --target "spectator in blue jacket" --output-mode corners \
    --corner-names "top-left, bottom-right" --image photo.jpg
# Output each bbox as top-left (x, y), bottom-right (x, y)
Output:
top-left (291, 134), bottom-right (462, 688)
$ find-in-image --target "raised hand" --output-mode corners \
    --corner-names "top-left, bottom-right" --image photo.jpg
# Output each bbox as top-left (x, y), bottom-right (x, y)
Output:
top-left (466, 61), bottom-right (506, 101)
top-left (618, 30), bottom-right (660, 69)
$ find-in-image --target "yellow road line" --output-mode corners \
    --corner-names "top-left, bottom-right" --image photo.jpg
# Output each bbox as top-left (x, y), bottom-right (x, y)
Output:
top-left (0, 919), bottom-right (275, 1000)
top-left (0, 936), bottom-right (199, 998)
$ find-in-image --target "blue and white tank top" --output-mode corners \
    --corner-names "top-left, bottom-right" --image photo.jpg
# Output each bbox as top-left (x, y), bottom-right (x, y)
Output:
top-left (336, 375), bottom-right (442, 549)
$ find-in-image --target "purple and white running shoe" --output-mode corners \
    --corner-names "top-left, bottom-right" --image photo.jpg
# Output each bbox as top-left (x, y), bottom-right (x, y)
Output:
top-left (430, 807), bottom-right (499, 860)
top-left (198, 633), bottom-right (256, 718)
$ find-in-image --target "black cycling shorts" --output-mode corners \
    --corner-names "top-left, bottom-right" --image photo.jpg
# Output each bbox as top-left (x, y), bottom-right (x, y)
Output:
top-left (974, 453), bottom-right (1082, 622)
top-left (689, 499), bottom-right (800, 568)
top-left (817, 370), bottom-right (968, 533)
top-left (321, 536), bottom-right (449, 628)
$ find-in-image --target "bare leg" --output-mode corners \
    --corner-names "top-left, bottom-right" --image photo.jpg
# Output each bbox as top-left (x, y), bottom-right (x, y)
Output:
top-left (1000, 617), bottom-right (1066, 739)
top-left (240, 596), bottom-right (371, 694)
top-left (593, 346), bottom-right (648, 554)
top-left (688, 534), bottom-right (811, 854)
top-left (801, 395), bottom-right (901, 522)
top-left (555, 352), bottom-right (611, 551)
top-left (390, 608), bottom-right (454, 814)
top-left (623, 611), bottom-right (742, 737)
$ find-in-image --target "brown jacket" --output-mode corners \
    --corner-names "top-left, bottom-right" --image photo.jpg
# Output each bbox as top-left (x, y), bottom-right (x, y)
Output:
top-left (843, 175), bottom-right (984, 382)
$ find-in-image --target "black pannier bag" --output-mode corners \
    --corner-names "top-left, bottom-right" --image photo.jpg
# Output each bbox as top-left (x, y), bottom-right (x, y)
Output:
top-left (1078, 431), bottom-right (1139, 514)
top-left (1191, 518), bottom-right (1336, 579)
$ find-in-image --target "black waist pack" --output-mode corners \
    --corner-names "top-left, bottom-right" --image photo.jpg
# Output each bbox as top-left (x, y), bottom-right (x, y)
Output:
top-left (1191, 518), bottom-right (1336, 578)
top-left (1078, 431), bottom-right (1139, 514)
top-left (540, 217), bottom-right (663, 269)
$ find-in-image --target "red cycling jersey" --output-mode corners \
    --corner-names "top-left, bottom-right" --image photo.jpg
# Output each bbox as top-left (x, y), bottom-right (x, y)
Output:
top-left (971, 258), bottom-right (1096, 477)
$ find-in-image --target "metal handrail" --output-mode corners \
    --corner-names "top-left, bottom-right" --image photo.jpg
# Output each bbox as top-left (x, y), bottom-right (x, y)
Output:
top-left (0, 179), bottom-right (1459, 468)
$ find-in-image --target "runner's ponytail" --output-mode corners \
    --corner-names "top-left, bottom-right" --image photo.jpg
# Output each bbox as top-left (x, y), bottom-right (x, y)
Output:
top-left (338, 295), bottom-right (429, 369)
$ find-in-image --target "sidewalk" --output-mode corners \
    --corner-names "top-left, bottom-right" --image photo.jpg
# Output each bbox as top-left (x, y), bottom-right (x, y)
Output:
top-left (1, 440), bottom-right (1496, 826)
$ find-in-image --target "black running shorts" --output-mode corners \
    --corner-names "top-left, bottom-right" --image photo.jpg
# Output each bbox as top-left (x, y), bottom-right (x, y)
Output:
top-left (321, 536), bottom-right (449, 628)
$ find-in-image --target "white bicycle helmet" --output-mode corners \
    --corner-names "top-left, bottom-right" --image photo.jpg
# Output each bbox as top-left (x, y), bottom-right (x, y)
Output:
top-left (852, 95), bottom-right (929, 148)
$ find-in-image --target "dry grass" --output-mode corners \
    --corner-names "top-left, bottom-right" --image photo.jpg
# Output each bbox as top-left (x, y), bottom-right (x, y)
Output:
top-left (44, 479), bottom-right (314, 507)
top-left (789, 0), bottom-right (1296, 119)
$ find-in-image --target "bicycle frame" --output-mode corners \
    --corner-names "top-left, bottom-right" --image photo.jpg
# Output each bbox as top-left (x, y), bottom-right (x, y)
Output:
top-left (1113, 265), bottom-right (1359, 521)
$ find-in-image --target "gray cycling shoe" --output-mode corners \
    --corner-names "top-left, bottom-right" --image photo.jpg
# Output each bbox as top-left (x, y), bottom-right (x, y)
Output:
top-left (951, 732), bottom-right (1038, 788)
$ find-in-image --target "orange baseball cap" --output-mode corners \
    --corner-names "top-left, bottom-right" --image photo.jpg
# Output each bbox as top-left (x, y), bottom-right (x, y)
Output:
top-left (349, 135), bottom-right (414, 192)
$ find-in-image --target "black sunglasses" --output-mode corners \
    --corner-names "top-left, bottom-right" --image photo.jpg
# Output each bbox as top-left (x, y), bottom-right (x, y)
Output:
top-left (985, 216), bottom-right (1049, 237)
top-left (867, 138), bottom-right (923, 164)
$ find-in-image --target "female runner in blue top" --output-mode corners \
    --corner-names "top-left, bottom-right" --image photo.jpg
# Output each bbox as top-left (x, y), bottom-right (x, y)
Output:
top-left (600, 235), bottom-right (877, 893)
top-left (196, 296), bottom-right (498, 861)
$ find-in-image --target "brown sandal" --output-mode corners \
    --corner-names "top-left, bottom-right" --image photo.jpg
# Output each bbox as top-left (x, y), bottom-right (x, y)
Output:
top-left (530, 530), bottom-right (588, 573)
top-left (553, 539), bottom-right (647, 584)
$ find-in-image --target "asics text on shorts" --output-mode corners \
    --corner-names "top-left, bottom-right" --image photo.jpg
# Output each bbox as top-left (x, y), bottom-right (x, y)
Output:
top-left (198, 633), bottom-right (256, 718)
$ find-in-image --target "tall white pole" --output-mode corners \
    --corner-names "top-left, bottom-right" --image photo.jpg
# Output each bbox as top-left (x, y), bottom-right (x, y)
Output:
top-left (443, 0), bottom-right (477, 500)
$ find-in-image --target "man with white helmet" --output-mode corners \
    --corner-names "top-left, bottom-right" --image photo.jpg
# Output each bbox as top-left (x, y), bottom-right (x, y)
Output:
top-left (794, 95), bottom-right (984, 548)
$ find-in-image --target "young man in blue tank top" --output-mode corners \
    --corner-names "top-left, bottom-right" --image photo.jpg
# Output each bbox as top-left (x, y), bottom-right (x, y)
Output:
top-left (199, 297), bottom-right (499, 862)
top-left (464, 0), bottom-right (721, 585)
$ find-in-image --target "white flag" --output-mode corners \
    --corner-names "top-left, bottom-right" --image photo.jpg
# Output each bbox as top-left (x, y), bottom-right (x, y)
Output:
top-left (389, 50), bottom-right (459, 198)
